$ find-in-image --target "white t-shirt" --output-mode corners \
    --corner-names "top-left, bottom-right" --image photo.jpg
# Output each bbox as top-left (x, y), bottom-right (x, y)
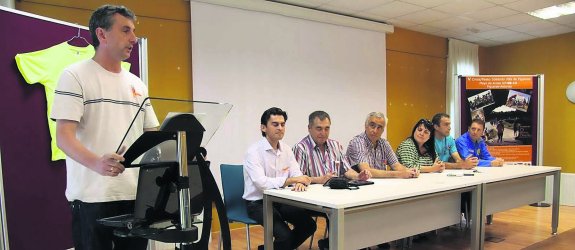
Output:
top-left (51, 59), bottom-right (159, 202)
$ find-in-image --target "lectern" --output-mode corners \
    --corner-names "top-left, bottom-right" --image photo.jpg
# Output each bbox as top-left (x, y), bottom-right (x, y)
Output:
top-left (98, 97), bottom-right (232, 250)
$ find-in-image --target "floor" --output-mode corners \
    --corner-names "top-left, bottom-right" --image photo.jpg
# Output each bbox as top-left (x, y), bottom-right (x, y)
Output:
top-left (208, 205), bottom-right (575, 250)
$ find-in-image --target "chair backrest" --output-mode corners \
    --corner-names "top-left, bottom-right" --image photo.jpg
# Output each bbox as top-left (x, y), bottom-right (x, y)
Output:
top-left (220, 164), bottom-right (254, 223)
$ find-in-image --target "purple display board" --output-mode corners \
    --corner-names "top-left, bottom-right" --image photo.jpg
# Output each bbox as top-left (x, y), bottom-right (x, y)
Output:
top-left (0, 7), bottom-right (141, 249)
top-left (459, 75), bottom-right (539, 165)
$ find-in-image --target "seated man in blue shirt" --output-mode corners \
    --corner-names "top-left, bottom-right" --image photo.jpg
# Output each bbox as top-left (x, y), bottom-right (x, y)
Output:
top-left (455, 118), bottom-right (504, 167)
top-left (432, 113), bottom-right (478, 169)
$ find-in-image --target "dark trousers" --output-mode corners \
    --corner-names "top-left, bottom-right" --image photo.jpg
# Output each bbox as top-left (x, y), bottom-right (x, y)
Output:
top-left (247, 200), bottom-right (316, 250)
top-left (70, 200), bottom-right (148, 250)
top-left (461, 192), bottom-right (470, 213)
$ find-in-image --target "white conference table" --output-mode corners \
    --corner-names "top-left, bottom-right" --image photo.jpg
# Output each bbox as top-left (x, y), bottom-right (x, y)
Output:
top-left (473, 166), bottom-right (561, 249)
top-left (263, 165), bottom-right (560, 250)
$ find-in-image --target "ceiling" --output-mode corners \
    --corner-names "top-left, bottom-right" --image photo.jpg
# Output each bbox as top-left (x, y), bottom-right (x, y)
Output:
top-left (270, 0), bottom-right (575, 47)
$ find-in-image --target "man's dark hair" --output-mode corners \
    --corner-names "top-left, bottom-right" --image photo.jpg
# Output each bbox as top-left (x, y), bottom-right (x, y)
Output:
top-left (89, 5), bottom-right (136, 49)
top-left (431, 113), bottom-right (450, 126)
top-left (260, 107), bottom-right (288, 137)
top-left (470, 118), bottom-right (485, 129)
top-left (308, 111), bottom-right (330, 127)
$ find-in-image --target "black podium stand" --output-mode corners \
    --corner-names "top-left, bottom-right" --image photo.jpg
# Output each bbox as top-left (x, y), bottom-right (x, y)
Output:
top-left (99, 98), bottom-right (232, 250)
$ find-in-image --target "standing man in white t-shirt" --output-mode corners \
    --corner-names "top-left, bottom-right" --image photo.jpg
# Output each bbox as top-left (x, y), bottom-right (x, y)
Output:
top-left (51, 5), bottom-right (159, 250)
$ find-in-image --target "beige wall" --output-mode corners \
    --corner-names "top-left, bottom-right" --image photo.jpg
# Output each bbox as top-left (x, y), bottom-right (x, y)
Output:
top-left (15, 0), bottom-right (452, 231)
top-left (15, 1), bottom-right (450, 153)
top-left (481, 32), bottom-right (575, 173)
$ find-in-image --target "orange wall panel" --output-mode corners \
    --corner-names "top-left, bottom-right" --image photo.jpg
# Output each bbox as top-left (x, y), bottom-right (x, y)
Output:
top-left (481, 32), bottom-right (575, 172)
top-left (386, 27), bottom-right (447, 148)
top-left (17, 0), bottom-right (193, 104)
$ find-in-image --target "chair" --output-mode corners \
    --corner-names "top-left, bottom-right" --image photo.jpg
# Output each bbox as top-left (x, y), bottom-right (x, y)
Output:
top-left (219, 164), bottom-right (258, 250)
top-left (308, 211), bottom-right (328, 250)
top-left (487, 214), bottom-right (494, 225)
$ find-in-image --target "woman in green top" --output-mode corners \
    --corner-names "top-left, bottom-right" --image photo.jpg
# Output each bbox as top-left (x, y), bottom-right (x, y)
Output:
top-left (396, 119), bottom-right (445, 173)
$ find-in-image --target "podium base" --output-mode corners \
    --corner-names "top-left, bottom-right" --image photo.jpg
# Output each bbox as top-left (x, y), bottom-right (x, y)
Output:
top-left (530, 202), bottom-right (551, 207)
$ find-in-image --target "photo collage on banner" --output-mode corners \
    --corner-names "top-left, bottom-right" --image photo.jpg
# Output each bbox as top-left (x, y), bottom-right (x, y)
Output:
top-left (461, 75), bottom-right (539, 165)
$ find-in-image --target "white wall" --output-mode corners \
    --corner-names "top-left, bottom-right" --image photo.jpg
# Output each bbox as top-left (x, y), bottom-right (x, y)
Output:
top-left (0, 0), bottom-right (15, 9)
top-left (191, 2), bottom-right (387, 188)
top-left (544, 174), bottom-right (575, 206)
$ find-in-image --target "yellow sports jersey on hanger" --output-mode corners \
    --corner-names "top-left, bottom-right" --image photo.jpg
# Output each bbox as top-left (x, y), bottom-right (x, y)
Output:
top-left (15, 42), bottom-right (131, 161)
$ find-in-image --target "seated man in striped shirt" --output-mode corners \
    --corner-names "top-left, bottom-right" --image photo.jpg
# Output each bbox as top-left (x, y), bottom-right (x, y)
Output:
top-left (293, 110), bottom-right (371, 184)
top-left (346, 112), bottom-right (419, 178)
top-left (293, 110), bottom-right (371, 250)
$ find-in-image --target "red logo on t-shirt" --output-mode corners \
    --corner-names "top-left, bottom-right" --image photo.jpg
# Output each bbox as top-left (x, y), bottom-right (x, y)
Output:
top-left (131, 85), bottom-right (142, 97)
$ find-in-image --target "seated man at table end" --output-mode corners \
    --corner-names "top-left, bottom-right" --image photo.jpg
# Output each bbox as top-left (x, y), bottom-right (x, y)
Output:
top-left (346, 112), bottom-right (419, 178)
top-left (243, 107), bottom-right (316, 250)
top-left (456, 118), bottom-right (504, 167)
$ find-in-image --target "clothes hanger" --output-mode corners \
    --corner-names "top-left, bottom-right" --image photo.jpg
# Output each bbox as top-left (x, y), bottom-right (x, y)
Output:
top-left (66, 27), bottom-right (91, 47)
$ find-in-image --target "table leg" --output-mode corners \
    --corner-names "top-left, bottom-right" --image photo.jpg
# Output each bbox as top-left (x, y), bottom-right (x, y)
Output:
top-left (328, 208), bottom-right (344, 249)
top-left (470, 184), bottom-right (484, 250)
top-left (263, 195), bottom-right (274, 249)
top-left (552, 171), bottom-right (561, 235)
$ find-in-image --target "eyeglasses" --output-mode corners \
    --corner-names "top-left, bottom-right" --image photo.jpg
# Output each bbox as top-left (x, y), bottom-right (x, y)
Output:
top-left (418, 119), bottom-right (433, 126)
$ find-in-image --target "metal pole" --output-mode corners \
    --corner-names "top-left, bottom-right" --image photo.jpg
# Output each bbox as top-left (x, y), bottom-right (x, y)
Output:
top-left (0, 148), bottom-right (10, 250)
top-left (137, 37), bottom-right (149, 87)
top-left (530, 75), bottom-right (551, 207)
top-left (177, 131), bottom-right (193, 233)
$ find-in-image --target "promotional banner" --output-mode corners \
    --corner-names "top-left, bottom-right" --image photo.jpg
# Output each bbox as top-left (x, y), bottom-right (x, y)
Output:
top-left (460, 75), bottom-right (540, 165)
